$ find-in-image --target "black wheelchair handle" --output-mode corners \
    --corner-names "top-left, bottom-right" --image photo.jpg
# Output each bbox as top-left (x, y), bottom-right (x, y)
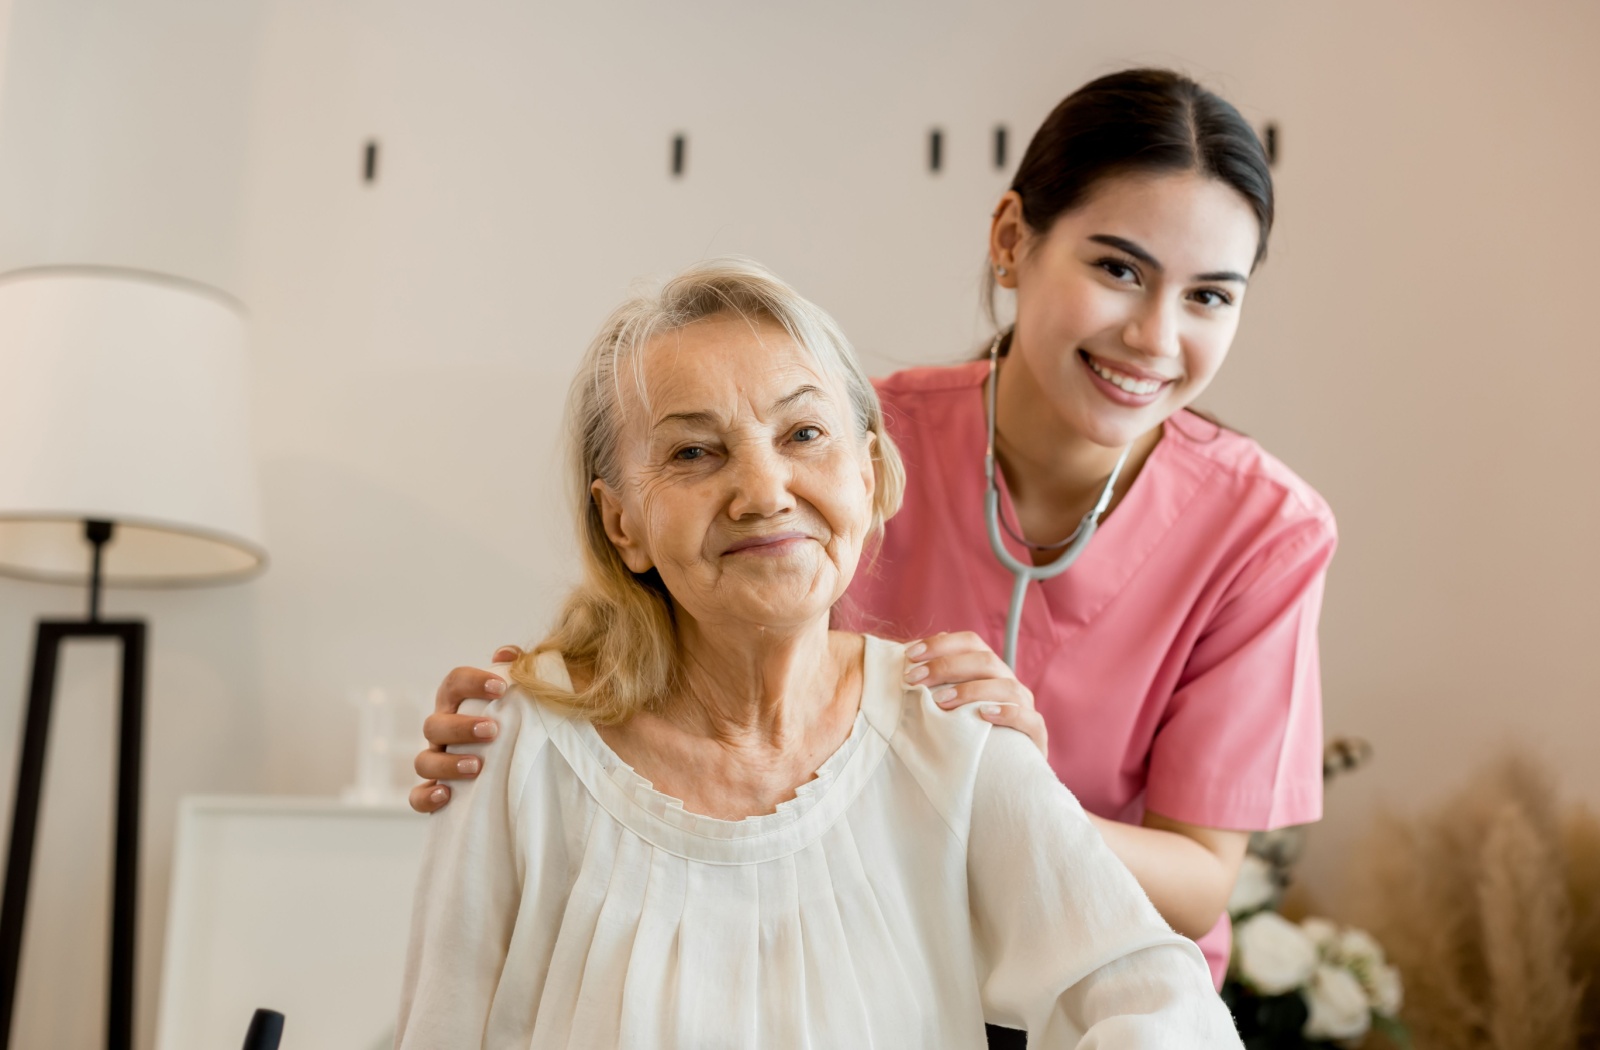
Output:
top-left (242, 1008), bottom-right (284, 1050)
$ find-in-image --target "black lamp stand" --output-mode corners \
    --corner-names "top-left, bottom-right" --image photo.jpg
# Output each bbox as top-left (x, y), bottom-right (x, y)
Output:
top-left (0, 520), bottom-right (146, 1050)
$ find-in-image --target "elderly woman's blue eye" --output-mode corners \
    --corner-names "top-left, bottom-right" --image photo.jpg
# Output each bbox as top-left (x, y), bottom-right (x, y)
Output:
top-left (793, 427), bottom-right (821, 442)
top-left (675, 446), bottom-right (706, 460)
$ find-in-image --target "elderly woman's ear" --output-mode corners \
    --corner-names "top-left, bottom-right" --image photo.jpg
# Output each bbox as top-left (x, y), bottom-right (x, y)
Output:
top-left (592, 478), bottom-right (654, 574)
top-left (861, 430), bottom-right (879, 505)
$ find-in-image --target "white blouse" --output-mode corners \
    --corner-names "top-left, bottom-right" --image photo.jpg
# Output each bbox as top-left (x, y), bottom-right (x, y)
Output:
top-left (395, 636), bottom-right (1241, 1048)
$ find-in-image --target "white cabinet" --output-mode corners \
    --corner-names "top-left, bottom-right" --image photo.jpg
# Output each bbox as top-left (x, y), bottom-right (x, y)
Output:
top-left (154, 797), bottom-right (428, 1050)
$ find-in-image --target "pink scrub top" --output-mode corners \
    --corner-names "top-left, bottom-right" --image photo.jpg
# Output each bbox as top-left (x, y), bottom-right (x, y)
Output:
top-left (837, 361), bottom-right (1337, 988)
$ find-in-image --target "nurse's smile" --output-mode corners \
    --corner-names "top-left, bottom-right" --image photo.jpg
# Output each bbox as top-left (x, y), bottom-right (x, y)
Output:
top-left (1079, 350), bottom-right (1174, 407)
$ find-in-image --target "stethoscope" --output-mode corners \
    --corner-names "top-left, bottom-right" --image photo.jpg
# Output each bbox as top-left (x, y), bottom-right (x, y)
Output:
top-left (984, 334), bottom-right (1129, 669)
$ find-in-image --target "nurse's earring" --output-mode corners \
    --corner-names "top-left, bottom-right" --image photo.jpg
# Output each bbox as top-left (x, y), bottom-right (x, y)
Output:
top-left (995, 265), bottom-right (1008, 276)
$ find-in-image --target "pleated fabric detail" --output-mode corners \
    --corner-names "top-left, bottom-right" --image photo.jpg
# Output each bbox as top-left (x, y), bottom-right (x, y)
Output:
top-left (506, 637), bottom-right (988, 1048)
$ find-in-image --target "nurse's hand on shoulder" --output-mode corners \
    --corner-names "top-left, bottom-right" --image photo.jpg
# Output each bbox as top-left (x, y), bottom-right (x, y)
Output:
top-left (905, 632), bottom-right (1046, 756)
top-left (407, 646), bottom-right (521, 814)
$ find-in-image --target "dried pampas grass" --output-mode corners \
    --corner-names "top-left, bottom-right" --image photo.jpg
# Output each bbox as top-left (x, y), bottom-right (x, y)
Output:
top-left (1478, 799), bottom-right (1581, 1048)
top-left (1346, 753), bottom-right (1598, 1050)
top-left (1567, 806), bottom-right (1600, 1042)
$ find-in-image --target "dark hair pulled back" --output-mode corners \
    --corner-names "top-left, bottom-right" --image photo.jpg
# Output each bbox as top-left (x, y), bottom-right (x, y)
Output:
top-left (987, 68), bottom-right (1274, 325)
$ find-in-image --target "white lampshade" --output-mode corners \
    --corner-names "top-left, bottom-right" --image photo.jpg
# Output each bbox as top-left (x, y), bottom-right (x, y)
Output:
top-left (0, 266), bottom-right (266, 586)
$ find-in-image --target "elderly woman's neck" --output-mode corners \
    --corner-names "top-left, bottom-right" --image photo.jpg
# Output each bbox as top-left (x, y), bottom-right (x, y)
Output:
top-left (666, 620), bottom-right (857, 746)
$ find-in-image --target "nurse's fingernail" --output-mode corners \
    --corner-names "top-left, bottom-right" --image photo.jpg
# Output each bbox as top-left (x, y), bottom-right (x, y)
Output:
top-left (978, 702), bottom-right (1015, 719)
top-left (904, 663), bottom-right (928, 684)
top-left (931, 686), bottom-right (957, 705)
top-left (473, 720), bottom-right (498, 739)
top-left (457, 757), bottom-right (481, 775)
top-left (430, 787), bottom-right (448, 804)
top-left (906, 641), bottom-right (927, 660)
top-left (484, 677), bottom-right (507, 697)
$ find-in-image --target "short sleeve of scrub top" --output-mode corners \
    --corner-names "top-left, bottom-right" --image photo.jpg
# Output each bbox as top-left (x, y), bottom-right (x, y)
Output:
top-left (844, 361), bottom-right (1338, 988)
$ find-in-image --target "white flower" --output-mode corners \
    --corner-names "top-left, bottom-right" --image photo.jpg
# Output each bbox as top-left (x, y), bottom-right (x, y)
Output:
top-left (1365, 961), bottom-right (1403, 1016)
top-left (1337, 927), bottom-right (1385, 969)
top-left (1233, 911), bottom-right (1318, 995)
top-left (1325, 923), bottom-right (1403, 1014)
top-left (1303, 963), bottom-right (1373, 1041)
top-left (1228, 854), bottom-right (1279, 917)
top-left (1300, 917), bottom-right (1340, 955)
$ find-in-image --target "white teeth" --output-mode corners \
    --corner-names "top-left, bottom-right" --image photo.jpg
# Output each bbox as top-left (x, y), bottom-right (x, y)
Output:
top-left (1088, 357), bottom-right (1163, 395)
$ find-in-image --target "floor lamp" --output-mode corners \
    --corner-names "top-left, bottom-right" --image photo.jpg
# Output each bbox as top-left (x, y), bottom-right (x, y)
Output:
top-left (0, 266), bottom-right (265, 1050)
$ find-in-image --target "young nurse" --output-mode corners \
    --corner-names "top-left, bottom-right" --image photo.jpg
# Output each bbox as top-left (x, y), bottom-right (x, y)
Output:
top-left (409, 68), bottom-right (1334, 996)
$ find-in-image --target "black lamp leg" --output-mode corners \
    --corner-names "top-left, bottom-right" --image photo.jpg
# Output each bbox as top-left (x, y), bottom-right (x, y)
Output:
top-left (0, 620), bottom-right (146, 1050)
top-left (0, 625), bottom-right (61, 1048)
top-left (109, 624), bottom-right (145, 1050)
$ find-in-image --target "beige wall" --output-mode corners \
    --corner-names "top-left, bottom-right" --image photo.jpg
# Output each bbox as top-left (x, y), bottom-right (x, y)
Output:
top-left (0, 1), bottom-right (1597, 1046)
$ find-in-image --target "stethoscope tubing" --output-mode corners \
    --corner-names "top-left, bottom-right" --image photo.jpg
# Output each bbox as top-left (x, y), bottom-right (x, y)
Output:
top-left (984, 338), bottom-right (1129, 669)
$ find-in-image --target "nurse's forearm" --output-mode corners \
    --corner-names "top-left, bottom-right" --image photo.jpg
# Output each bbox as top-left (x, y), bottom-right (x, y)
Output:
top-left (1083, 813), bottom-right (1236, 941)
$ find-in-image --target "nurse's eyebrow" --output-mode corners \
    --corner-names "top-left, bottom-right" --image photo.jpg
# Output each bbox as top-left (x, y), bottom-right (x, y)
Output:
top-left (1088, 234), bottom-right (1249, 286)
top-left (1090, 234), bottom-right (1161, 269)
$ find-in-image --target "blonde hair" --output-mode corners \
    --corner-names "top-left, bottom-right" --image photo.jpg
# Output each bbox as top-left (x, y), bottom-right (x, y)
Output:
top-left (512, 258), bottom-right (905, 724)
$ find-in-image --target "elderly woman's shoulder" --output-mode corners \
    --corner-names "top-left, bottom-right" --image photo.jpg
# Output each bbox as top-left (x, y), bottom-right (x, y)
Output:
top-left (455, 657), bottom-right (568, 754)
top-left (862, 635), bottom-right (996, 832)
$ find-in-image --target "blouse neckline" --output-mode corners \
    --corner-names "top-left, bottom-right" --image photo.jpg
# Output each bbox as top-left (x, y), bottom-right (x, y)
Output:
top-left (531, 635), bottom-right (903, 865)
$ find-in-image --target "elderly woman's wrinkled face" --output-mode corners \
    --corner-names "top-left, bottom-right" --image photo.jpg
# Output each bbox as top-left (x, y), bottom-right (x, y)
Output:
top-left (594, 313), bottom-right (877, 633)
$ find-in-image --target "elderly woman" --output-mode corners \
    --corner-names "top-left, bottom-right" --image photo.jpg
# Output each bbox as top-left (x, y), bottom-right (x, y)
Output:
top-left (394, 260), bottom-right (1240, 1047)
